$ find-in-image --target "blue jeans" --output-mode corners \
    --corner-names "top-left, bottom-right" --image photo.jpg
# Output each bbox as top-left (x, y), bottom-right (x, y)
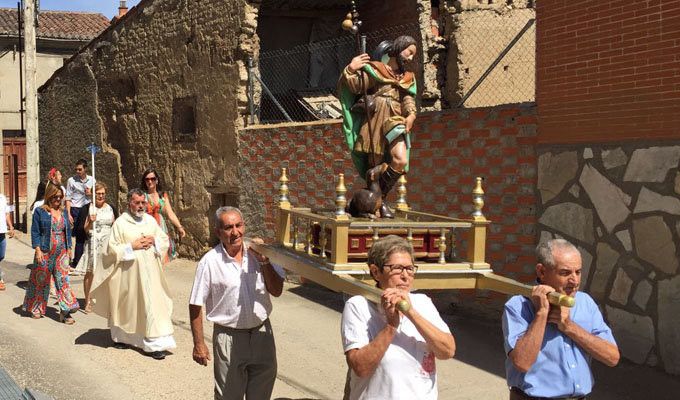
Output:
top-left (0, 233), bottom-right (6, 281)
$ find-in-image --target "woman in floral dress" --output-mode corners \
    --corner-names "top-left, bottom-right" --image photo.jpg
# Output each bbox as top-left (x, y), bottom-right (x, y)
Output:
top-left (140, 168), bottom-right (186, 264)
top-left (74, 182), bottom-right (117, 313)
top-left (24, 184), bottom-right (79, 324)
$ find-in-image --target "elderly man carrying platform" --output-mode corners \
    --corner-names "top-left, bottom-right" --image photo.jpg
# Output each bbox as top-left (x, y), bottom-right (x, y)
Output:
top-left (502, 239), bottom-right (620, 400)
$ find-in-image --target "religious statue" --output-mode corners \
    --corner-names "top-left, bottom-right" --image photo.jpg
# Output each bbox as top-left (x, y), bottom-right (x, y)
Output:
top-left (338, 18), bottom-right (418, 219)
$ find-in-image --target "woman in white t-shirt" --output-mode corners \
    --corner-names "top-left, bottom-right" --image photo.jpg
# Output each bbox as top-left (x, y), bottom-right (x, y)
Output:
top-left (341, 235), bottom-right (456, 400)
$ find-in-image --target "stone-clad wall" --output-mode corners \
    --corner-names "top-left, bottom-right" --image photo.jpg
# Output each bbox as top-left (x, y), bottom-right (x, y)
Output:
top-left (239, 104), bottom-right (538, 309)
top-left (537, 144), bottom-right (680, 374)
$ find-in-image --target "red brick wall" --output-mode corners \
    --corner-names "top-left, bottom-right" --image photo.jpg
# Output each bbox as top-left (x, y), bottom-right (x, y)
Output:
top-left (239, 104), bottom-right (538, 308)
top-left (537, 0), bottom-right (680, 143)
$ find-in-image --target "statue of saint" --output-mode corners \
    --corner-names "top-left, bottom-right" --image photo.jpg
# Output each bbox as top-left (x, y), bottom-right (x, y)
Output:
top-left (338, 36), bottom-right (418, 218)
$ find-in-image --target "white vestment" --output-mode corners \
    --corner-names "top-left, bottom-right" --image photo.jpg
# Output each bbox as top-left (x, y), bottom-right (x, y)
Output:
top-left (91, 212), bottom-right (176, 352)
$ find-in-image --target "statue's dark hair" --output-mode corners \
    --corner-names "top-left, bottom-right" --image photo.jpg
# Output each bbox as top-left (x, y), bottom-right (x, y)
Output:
top-left (387, 35), bottom-right (417, 57)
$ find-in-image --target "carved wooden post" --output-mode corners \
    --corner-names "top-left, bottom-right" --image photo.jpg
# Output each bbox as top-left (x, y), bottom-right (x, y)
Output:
top-left (276, 168), bottom-right (292, 246)
top-left (467, 177), bottom-right (489, 268)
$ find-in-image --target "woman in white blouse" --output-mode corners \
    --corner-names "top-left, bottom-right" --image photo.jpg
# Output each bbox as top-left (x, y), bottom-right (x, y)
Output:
top-left (74, 182), bottom-right (117, 313)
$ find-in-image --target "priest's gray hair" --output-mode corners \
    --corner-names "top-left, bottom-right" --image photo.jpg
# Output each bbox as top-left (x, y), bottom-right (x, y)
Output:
top-left (536, 238), bottom-right (579, 269)
top-left (127, 188), bottom-right (146, 202)
top-left (215, 206), bottom-right (243, 228)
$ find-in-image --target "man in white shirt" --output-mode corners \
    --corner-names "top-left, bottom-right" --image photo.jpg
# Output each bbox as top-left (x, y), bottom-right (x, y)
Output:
top-left (0, 193), bottom-right (15, 291)
top-left (65, 159), bottom-right (93, 268)
top-left (189, 206), bottom-right (284, 400)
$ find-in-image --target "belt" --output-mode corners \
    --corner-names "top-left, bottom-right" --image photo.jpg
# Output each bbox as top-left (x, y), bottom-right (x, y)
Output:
top-left (217, 319), bottom-right (268, 334)
top-left (510, 387), bottom-right (586, 400)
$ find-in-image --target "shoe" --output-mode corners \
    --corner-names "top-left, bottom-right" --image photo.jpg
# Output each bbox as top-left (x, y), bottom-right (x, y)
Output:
top-left (112, 342), bottom-right (128, 349)
top-left (59, 311), bottom-right (75, 325)
top-left (145, 351), bottom-right (166, 360)
top-left (0, 281), bottom-right (5, 291)
top-left (83, 302), bottom-right (93, 314)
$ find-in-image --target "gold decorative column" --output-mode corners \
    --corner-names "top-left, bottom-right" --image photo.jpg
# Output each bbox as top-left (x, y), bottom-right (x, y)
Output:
top-left (276, 168), bottom-right (292, 245)
top-left (467, 177), bottom-right (489, 268)
top-left (331, 173), bottom-right (350, 265)
top-left (395, 175), bottom-right (409, 211)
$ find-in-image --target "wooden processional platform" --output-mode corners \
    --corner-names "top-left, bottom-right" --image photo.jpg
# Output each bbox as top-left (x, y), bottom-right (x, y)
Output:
top-left (251, 169), bottom-right (574, 308)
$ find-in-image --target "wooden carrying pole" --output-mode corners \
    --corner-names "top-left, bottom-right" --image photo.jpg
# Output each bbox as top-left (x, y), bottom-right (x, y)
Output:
top-left (477, 273), bottom-right (575, 307)
top-left (250, 242), bottom-right (410, 312)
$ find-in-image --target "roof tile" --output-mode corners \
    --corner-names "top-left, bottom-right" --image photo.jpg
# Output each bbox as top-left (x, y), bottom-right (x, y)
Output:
top-left (0, 8), bottom-right (109, 41)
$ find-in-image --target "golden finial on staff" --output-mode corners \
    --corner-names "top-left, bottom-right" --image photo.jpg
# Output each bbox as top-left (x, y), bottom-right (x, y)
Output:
top-left (341, 0), bottom-right (361, 34)
top-left (279, 168), bottom-right (290, 205)
top-left (472, 176), bottom-right (485, 221)
top-left (395, 175), bottom-right (409, 211)
top-left (335, 173), bottom-right (348, 216)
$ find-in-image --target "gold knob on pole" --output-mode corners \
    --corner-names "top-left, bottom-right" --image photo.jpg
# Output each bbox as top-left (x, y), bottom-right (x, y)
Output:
top-left (335, 173), bottom-right (347, 216)
top-left (279, 167), bottom-right (290, 205)
top-left (396, 300), bottom-right (410, 313)
top-left (472, 176), bottom-right (485, 220)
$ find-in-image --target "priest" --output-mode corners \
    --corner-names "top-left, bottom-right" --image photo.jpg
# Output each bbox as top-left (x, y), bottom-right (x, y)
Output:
top-left (91, 188), bottom-right (176, 360)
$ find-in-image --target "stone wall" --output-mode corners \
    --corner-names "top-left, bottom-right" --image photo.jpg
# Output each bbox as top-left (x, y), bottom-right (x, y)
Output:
top-left (537, 143), bottom-right (680, 374)
top-left (239, 104), bottom-right (538, 310)
top-left (39, 0), bottom-right (261, 258)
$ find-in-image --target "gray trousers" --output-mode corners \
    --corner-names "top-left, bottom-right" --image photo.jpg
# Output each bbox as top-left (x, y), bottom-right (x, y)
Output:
top-left (213, 320), bottom-right (277, 400)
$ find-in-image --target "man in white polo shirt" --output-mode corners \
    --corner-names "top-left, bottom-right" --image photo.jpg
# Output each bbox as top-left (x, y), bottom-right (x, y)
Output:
top-left (0, 193), bottom-right (15, 291)
top-left (65, 158), bottom-right (93, 268)
top-left (189, 206), bottom-right (284, 400)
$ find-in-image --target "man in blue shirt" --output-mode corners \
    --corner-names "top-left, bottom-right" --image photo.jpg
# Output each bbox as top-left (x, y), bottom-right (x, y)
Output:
top-left (502, 239), bottom-right (620, 399)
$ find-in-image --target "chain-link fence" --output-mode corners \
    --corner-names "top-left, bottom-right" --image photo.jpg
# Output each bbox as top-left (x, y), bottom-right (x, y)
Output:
top-left (247, 14), bottom-right (535, 125)
top-left (248, 23), bottom-right (421, 125)
top-left (450, 13), bottom-right (535, 108)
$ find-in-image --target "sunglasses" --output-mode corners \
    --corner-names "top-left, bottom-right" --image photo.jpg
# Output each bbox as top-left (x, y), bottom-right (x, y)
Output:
top-left (145, 177), bottom-right (157, 182)
top-left (51, 196), bottom-right (63, 201)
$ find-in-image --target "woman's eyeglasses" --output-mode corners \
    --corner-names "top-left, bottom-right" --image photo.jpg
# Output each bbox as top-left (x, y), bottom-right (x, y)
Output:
top-left (51, 196), bottom-right (63, 201)
top-left (382, 264), bottom-right (419, 275)
top-left (145, 177), bottom-right (157, 182)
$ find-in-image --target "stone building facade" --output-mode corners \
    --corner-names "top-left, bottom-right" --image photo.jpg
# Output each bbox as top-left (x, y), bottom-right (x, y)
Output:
top-left (39, 0), bottom-right (260, 258)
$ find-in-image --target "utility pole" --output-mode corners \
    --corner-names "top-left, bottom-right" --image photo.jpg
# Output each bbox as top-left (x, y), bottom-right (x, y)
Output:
top-left (24, 0), bottom-right (39, 231)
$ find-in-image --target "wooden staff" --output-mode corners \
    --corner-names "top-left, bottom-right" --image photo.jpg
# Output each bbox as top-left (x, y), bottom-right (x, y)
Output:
top-left (477, 273), bottom-right (575, 307)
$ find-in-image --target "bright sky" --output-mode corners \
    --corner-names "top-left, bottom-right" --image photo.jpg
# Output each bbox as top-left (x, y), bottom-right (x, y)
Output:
top-left (0, 0), bottom-right (142, 19)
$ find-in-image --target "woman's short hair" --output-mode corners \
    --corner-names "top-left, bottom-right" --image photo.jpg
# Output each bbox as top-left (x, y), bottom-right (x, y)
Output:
top-left (368, 235), bottom-right (414, 269)
top-left (42, 184), bottom-right (64, 210)
top-left (95, 182), bottom-right (108, 192)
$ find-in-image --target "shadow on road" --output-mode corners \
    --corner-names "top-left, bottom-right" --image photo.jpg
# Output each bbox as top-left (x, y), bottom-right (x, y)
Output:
top-left (75, 328), bottom-right (115, 348)
top-left (287, 282), bottom-right (345, 313)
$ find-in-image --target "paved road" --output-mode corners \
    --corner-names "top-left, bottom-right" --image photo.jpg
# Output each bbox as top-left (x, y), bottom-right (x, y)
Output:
top-left (1, 234), bottom-right (678, 399)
